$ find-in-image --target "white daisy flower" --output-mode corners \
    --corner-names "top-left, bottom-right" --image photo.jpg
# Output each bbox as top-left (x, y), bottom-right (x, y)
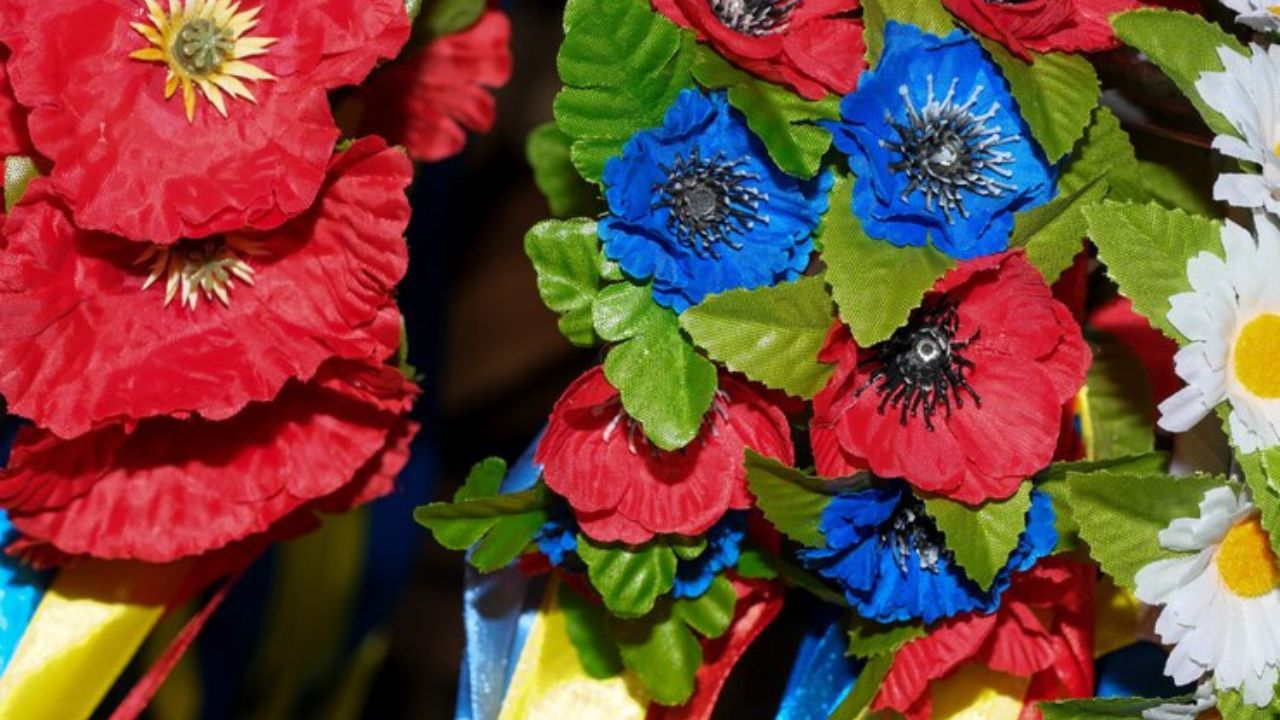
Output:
top-left (1158, 215), bottom-right (1280, 452)
top-left (1222, 0), bottom-right (1280, 33)
top-left (1135, 486), bottom-right (1280, 707)
top-left (1195, 44), bottom-right (1280, 214)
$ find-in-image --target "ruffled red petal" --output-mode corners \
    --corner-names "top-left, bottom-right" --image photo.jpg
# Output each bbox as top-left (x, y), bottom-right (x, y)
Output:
top-left (943, 0), bottom-right (1193, 59)
top-left (0, 53), bottom-right (29, 156)
top-left (1090, 296), bottom-right (1180, 408)
top-left (0, 137), bottom-right (410, 439)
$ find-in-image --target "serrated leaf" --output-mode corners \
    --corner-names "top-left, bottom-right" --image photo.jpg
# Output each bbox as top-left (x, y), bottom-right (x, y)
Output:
top-left (862, 0), bottom-right (954, 65)
top-left (578, 538), bottom-right (677, 618)
top-left (4, 156), bottom-right (38, 213)
top-left (1110, 156), bottom-right (1216, 218)
top-left (559, 583), bottom-right (625, 679)
top-left (594, 283), bottom-right (718, 450)
top-left (1036, 454), bottom-right (1169, 551)
top-left (424, 0), bottom-right (484, 35)
top-left (735, 547), bottom-right (779, 579)
top-left (744, 450), bottom-right (836, 547)
top-left (673, 575), bottom-right (736, 639)
top-left (819, 174), bottom-right (955, 347)
top-left (982, 41), bottom-right (1099, 162)
top-left (924, 484), bottom-right (1032, 591)
top-left (1084, 201), bottom-right (1222, 344)
top-left (1086, 331), bottom-right (1156, 460)
top-left (1038, 696), bottom-right (1190, 719)
top-left (1111, 9), bottom-right (1246, 138)
top-left (1235, 450), bottom-right (1280, 558)
top-left (680, 276), bottom-right (835, 399)
top-left (1067, 471), bottom-right (1224, 590)
top-left (847, 617), bottom-right (925, 659)
top-left (526, 123), bottom-right (601, 219)
top-left (691, 48), bottom-right (840, 178)
top-left (608, 606), bottom-right (702, 705)
top-left (525, 219), bottom-right (608, 347)
top-left (553, 0), bottom-right (695, 183)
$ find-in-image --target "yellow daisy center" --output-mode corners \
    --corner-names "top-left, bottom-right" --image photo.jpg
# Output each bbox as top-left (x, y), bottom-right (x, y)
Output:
top-left (129, 0), bottom-right (277, 122)
top-left (135, 236), bottom-right (265, 309)
top-left (1234, 313), bottom-right (1280, 399)
top-left (1217, 516), bottom-right (1280, 598)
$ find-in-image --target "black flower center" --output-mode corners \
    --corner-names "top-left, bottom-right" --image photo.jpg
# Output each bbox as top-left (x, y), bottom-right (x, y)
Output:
top-left (709, 0), bottom-right (801, 36)
top-left (880, 76), bottom-right (1020, 223)
top-left (878, 492), bottom-right (950, 574)
top-left (175, 18), bottom-right (236, 76)
top-left (856, 299), bottom-right (981, 431)
top-left (653, 148), bottom-right (768, 259)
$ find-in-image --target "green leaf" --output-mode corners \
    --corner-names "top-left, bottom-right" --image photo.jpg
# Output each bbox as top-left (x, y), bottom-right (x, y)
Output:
top-left (594, 283), bottom-right (718, 450)
top-left (673, 575), bottom-right (737, 639)
top-left (559, 583), bottom-right (625, 679)
top-left (744, 450), bottom-right (839, 547)
top-left (771, 554), bottom-right (849, 607)
top-left (862, 0), bottom-right (954, 65)
top-left (982, 41), bottom-right (1099, 162)
top-left (1110, 157), bottom-right (1216, 218)
top-left (524, 219), bottom-right (609, 347)
top-left (526, 123), bottom-right (602, 219)
top-left (554, 0), bottom-right (695, 183)
top-left (1084, 201), bottom-right (1222, 344)
top-left (1111, 9), bottom-right (1246, 138)
top-left (404, 0), bottom-right (424, 22)
top-left (1218, 688), bottom-right (1280, 720)
top-left (1038, 696), bottom-right (1191, 719)
top-left (669, 536), bottom-right (708, 562)
top-left (847, 617), bottom-right (926, 659)
top-left (1036, 454), bottom-right (1169, 552)
top-left (680, 276), bottom-right (835, 399)
top-left (734, 546), bottom-right (779, 579)
top-left (691, 48), bottom-right (840, 178)
top-left (924, 484), bottom-right (1032, 591)
top-left (577, 538), bottom-right (677, 618)
top-left (1236, 449), bottom-right (1280, 558)
top-left (819, 174), bottom-right (955, 347)
top-left (423, 0), bottom-right (484, 34)
top-left (608, 606), bottom-right (702, 705)
top-left (830, 651), bottom-right (895, 720)
top-left (4, 156), bottom-right (38, 213)
top-left (1085, 331), bottom-right (1157, 460)
top-left (1067, 471), bottom-right (1224, 590)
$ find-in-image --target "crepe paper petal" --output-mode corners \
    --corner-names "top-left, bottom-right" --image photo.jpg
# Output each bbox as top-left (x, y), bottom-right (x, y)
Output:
top-left (1089, 296), bottom-right (1181, 409)
top-left (0, 55), bottom-right (30, 156)
top-left (0, 0), bottom-right (410, 243)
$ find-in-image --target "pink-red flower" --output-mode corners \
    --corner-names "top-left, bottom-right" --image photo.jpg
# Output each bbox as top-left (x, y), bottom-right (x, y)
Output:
top-left (0, 53), bottom-right (29, 157)
top-left (360, 9), bottom-right (512, 163)
top-left (536, 366), bottom-right (794, 544)
top-left (0, 0), bottom-right (410, 243)
top-left (652, 0), bottom-right (865, 101)
top-left (810, 251), bottom-right (1090, 504)
top-left (0, 137), bottom-right (411, 439)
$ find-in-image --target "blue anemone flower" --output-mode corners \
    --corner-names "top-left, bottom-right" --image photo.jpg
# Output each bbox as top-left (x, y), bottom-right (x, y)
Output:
top-left (672, 513), bottom-right (746, 600)
top-left (828, 22), bottom-right (1056, 259)
top-left (600, 89), bottom-right (832, 312)
top-left (797, 481), bottom-right (1057, 624)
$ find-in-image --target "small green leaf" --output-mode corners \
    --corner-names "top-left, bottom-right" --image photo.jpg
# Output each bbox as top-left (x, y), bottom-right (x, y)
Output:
top-left (1086, 331), bottom-right (1156, 460)
top-left (830, 651), bottom-right (895, 720)
top-left (1084, 201), bottom-right (1222, 344)
top-left (1110, 156), bottom-right (1216, 218)
top-left (559, 583), bottom-right (625, 679)
top-left (819, 174), bottom-right (955, 347)
top-left (673, 575), bottom-right (737, 639)
top-left (735, 547), bottom-right (779, 579)
top-left (924, 484), bottom-right (1032, 591)
top-left (847, 617), bottom-right (926, 659)
top-left (4, 156), bottom-right (38, 213)
top-left (744, 450), bottom-right (840, 547)
top-left (608, 606), bottom-right (702, 705)
top-left (1236, 449), bottom-right (1280, 558)
top-left (404, 0), bottom-right (424, 22)
top-left (691, 48), bottom-right (840, 178)
top-left (1038, 696), bottom-right (1191, 719)
top-left (524, 219), bottom-right (608, 347)
top-left (669, 536), bottom-right (708, 562)
top-left (578, 538), bottom-right (678, 618)
top-left (680, 276), bottom-right (835, 399)
top-left (554, 0), bottom-right (696, 182)
top-left (423, 0), bottom-right (484, 34)
top-left (453, 457), bottom-right (506, 502)
top-left (1111, 9), bottom-right (1246, 138)
top-left (982, 41), bottom-right (1099, 162)
top-left (1036, 454), bottom-right (1169, 552)
top-left (1218, 688), bottom-right (1280, 720)
top-left (862, 0), bottom-right (954, 65)
top-left (771, 554), bottom-right (849, 607)
top-left (526, 123), bottom-right (602, 219)
top-left (1067, 471), bottom-right (1225, 590)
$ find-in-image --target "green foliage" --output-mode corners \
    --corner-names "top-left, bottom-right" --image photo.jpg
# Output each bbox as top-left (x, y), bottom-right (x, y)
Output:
top-left (1039, 696), bottom-right (1190, 719)
top-left (1218, 688), bottom-right (1280, 719)
top-left (744, 450), bottom-right (839, 547)
top-left (1086, 331), bottom-right (1157, 460)
top-left (1067, 471), bottom-right (1224, 590)
top-left (554, 0), bottom-right (696, 183)
top-left (594, 283), bottom-right (719, 450)
top-left (734, 547), bottom-right (779, 580)
top-left (4, 156), bottom-right (37, 213)
top-left (819, 174), bottom-right (955, 347)
top-left (559, 583), bottom-right (625, 679)
top-left (1110, 156), bottom-right (1217, 218)
top-left (829, 651), bottom-right (895, 720)
top-left (607, 604), bottom-right (702, 705)
top-left (524, 219), bottom-right (611, 347)
top-left (691, 48), bottom-right (840, 178)
top-left (526, 123), bottom-right (601, 219)
top-left (578, 538), bottom-right (678, 618)
top-left (1236, 449), bottom-right (1280, 558)
top-left (423, 0), bottom-right (484, 34)
top-left (847, 617), bottom-right (926, 659)
top-left (673, 576), bottom-right (737, 639)
top-left (1036, 454), bottom-right (1168, 552)
top-left (1084, 201), bottom-right (1222, 344)
top-left (1111, 9), bottom-right (1246, 138)
top-left (983, 41), bottom-right (1099, 162)
top-left (924, 485), bottom-right (1032, 591)
top-left (680, 276), bottom-right (835, 399)
top-left (862, 0), bottom-right (954, 65)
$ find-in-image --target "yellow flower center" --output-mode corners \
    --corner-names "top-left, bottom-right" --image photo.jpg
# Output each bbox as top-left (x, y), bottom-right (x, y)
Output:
top-left (135, 236), bottom-right (265, 309)
top-left (129, 0), bottom-right (277, 122)
top-left (1234, 313), bottom-right (1280, 399)
top-left (1217, 516), bottom-right (1280, 598)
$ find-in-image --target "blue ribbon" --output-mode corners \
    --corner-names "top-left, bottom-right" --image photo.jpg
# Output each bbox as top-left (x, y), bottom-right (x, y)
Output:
top-left (776, 602), bottom-right (862, 720)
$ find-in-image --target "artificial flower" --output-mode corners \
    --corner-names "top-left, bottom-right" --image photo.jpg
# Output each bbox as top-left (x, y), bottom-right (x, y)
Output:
top-left (0, 359), bottom-right (418, 563)
top-left (828, 22), bottom-right (1055, 259)
top-left (811, 251), bottom-right (1090, 504)
top-left (534, 502), bottom-right (579, 567)
top-left (0, 137), bottom-right (411, 440)
top-left (941, 0), bottom-right (1139, 60)
top-left (535, 366), bottom-right (794, 544)
top-left (1196, 44), bottom-right (1280, 216)
top-left (1135, 486), bottom-right (1280, 706)
top-left (360, 9), bottom-right (512, 163)
top-left (873, 557), bottom-right (1096, 720)
top-left (1090, 296), bottom-right (1181, 411)
top-left (0, 55), bottom-right (29, 157)
top-left (673, 513), bottom-right (746, 599)
top-left (1158, 217), bottom-right (1280, 452)
top-left (651, 0), bottom-right (865, 100)
top-left (1222, 0), bottom-right (1280, 32)
top-left (797, 482), bottom-right (1056, 624)
top-left (0, 0), bottom-right (410, 243)
top-left (599, 89), bottom-right (830, 312)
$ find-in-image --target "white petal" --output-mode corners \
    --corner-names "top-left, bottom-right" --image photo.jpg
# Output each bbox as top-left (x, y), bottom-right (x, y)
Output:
top-left (1215, 173), bottom-right (1270, 210)
top-left (1159, 385), bottom-right (1215, 434)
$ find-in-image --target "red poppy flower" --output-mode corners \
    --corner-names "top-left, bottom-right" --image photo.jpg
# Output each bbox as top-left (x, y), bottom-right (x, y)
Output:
top-left (810, 251), bottom-right (1090, 504)
top-left (652, 0), bottom-right (864, 101)
top-left (0, 136), bottom-right (411, 439)
top-left (873, 557), bottom-right (1096, 720)
top-left (0, 359), bottom-right (418, 563)
top-left (0, 54), bottom-right (29, 156)
top-left (535, 366), bottom-right (794, 544)
top-left (0, 0), bottom-right (410, 243)
top-left (360, 9), bottom-right (512, 163)
top-left (1089, 296), bottom-right (1180, 409)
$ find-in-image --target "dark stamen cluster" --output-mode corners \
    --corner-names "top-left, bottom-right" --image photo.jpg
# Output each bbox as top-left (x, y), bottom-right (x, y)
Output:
top-left (709, 0), bottom-right (801, 36)
top-left (855, 299), bottom-right (982, 431)
top-left (878, 492), bottom-right (950, 574)
top-left (653, 148), bottom-right (768, 258)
